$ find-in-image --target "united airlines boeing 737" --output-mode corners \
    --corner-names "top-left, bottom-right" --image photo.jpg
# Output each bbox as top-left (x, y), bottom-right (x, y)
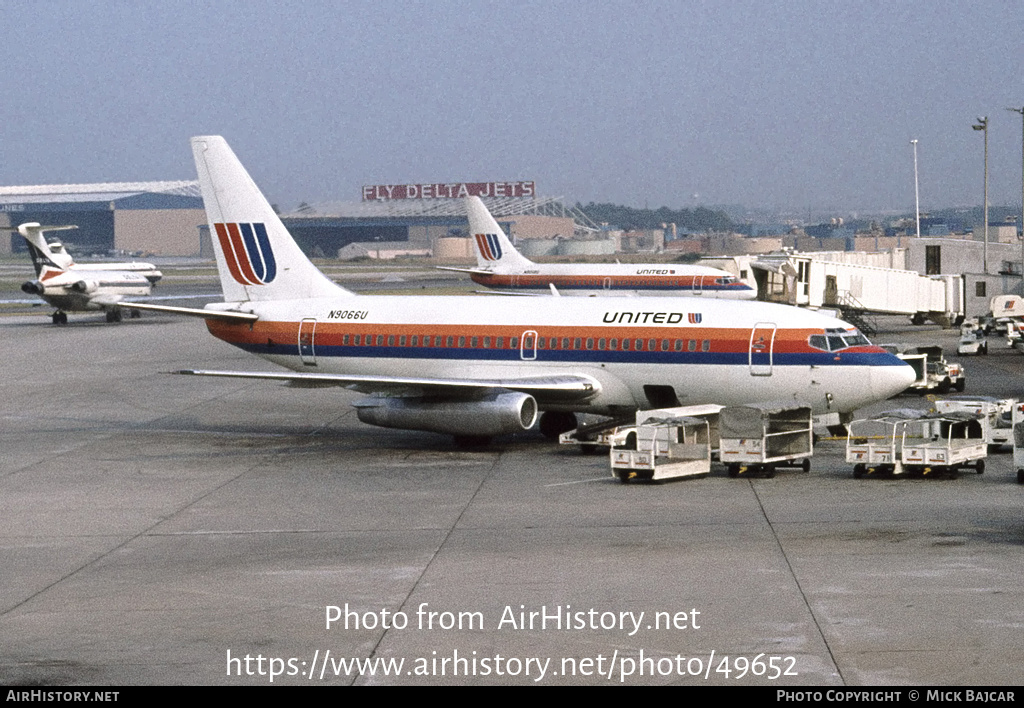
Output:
top-left (133, 136), bottom-right (914, 445)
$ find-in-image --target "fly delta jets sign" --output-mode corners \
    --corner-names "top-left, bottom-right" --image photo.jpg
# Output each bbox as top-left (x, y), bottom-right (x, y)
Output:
top-left (362, 182), bottom-right (535, 201)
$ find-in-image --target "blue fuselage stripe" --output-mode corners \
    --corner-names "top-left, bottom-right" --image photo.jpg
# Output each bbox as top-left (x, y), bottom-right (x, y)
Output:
top-left (233, 341), bottom-right (905, 367)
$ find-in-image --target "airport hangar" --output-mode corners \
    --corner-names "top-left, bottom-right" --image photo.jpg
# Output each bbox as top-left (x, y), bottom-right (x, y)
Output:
top-left (0, 180), bottom-right (598, 260)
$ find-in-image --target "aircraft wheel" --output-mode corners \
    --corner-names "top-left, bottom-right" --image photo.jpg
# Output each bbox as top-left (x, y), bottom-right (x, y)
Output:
top-left (853, 464), bottom-right (865, 479)
top-left (538, 411), bottom-right (577, 439)
top-left (954, 378), bottom-right (966, 392)
top-left (52, 311), bottom-right (68, 325)
top-left (801, 458), bottom-right (811, 473)
top-left (130, 309), bottom-right (141, 319)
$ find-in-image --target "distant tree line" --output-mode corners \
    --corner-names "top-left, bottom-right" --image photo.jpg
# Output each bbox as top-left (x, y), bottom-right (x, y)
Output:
top-left (576, 202), bottom-right (734, 233)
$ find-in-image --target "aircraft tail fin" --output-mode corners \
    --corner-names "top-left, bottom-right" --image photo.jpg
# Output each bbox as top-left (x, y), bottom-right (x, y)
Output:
top-left (6, 223), bottom-right (77, 275)
top-left (190, 136), bottom-right (352, 303)
top-left (465, 196), bottom-right (534, 270)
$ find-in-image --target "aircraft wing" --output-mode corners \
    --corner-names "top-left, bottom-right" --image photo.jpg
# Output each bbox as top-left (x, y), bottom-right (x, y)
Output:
top-left (172, 369), bottom-right (600, 403)
top-left (472, 289), bottom-right (544, 296)
top-left (473, 285), bottom-right (563, 297)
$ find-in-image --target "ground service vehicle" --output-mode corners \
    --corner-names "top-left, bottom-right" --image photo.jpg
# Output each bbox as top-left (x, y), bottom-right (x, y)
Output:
top-left (933, 396), bottom-right (1014, 451)
top-left (610, 413), bottom-right (716, 483)
top-left (899, 413), bottom-right (986, 476)
top-left (719, 403), bottom-right (813, 478)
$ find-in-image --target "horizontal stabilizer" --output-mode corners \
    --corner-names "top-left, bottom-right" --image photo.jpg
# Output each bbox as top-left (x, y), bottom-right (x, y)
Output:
top-left (119, 301), bottom-right (259, 321)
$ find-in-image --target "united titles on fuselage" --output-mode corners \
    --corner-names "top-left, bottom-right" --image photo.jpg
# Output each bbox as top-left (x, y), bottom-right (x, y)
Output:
top-left (602, 311), bottom-right (689, 324)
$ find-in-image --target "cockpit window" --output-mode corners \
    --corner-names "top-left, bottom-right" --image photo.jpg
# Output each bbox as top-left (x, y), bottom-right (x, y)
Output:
top-left (809, 328), bottom-right (872, 352)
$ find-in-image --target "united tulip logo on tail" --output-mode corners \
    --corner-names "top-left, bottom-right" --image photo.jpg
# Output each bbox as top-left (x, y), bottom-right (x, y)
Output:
top-left (475, 233), bottom-right (503, 261)
top-left (215, 223), bottom-right (277, 285)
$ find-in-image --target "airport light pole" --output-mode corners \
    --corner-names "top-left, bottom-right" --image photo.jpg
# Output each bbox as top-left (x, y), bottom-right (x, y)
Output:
top-left (1008, 107), bottom-right (1024, 285)
top-left (911, 139), bottom-right (921, 238)
top-left (973, 117), bottom-right (989, 273)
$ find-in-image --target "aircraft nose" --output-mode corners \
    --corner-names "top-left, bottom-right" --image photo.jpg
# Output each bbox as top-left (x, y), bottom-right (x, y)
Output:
top-left (873, 358), bottom-right (917, 399)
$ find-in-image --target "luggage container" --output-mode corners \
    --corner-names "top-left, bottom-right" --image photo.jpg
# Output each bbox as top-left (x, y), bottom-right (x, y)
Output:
top-left (610, 415), bottom-right (714, 483)
top-left (719, 402), bottom-right (813, 478)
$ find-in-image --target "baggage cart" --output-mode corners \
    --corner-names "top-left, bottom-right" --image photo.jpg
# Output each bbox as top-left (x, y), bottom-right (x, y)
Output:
top-left (610, 415), bottom-right (713, 483)
top-left (846, 411), bottom-right (919, 477)
top-left (898, 413), bottom-right (986, 476)
top-left (719, 402), bottom-right (813, 478)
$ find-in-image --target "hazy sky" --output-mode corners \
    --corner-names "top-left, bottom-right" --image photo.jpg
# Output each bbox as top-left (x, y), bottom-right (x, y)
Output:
top-left (3, 0), bottom-right (1024, 215)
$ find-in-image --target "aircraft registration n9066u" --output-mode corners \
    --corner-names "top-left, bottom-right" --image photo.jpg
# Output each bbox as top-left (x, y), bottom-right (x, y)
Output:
top-left (136, 136), bottom-right (915, 446)
top-left (439, 196), bottom-right (757, 299)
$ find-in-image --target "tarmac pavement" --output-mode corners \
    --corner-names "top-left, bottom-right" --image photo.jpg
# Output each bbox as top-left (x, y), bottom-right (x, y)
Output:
top-left (0, 308), bottom-right (1022, 686)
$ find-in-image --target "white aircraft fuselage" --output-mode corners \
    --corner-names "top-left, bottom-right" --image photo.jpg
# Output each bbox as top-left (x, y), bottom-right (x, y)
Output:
top-left (468, 265), bottom-right (755, 299)
top-left (24, 266), bottom-right (153, 313)
top-left (202, 293), bottom-right (913, 418)
top-left (453, 196), bottom-right (757, 299)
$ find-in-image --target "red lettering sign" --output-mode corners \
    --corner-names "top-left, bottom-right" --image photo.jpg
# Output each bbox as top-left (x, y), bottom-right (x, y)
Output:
top-left (361, 182), bottom-right (536, 201)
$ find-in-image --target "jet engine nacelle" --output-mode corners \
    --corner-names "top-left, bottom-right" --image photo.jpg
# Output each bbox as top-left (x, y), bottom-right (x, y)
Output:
top-left (21, 280), bottom-right (44, 295)
top-left (70, 280), bottom-right (99, 294)
top-left (353, 390), bottom-right (538, 437)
